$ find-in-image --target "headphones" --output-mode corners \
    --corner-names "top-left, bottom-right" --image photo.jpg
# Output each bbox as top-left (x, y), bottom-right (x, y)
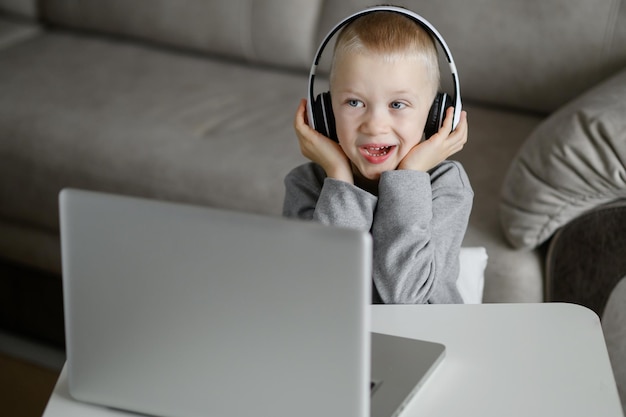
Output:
top-left (307, 6), bottom-right (462, 142)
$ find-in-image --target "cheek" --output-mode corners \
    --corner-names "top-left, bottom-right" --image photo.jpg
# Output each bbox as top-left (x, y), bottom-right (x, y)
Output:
top-left (397, 115), bottom-right (428, 144)
top-left (333, 109), bottom-right (356, 139)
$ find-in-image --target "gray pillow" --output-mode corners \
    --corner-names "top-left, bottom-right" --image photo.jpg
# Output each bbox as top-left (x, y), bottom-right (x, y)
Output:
top-left (500, 68), bottom-right (626, 249)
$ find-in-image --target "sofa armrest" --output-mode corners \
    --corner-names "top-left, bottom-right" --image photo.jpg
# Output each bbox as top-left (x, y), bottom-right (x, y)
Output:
top-left (500, 66), bottom-right (626, 249)
top-left (545, 199), bottom-right (626, 316)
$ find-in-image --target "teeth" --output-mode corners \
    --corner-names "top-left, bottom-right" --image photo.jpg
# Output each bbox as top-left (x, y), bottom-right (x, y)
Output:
top-left (365, 146), bottom-right (391, 156)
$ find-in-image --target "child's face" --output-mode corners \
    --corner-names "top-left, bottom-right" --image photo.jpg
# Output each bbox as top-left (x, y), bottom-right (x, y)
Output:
top-left (331, 52), bottom-right (435, 182)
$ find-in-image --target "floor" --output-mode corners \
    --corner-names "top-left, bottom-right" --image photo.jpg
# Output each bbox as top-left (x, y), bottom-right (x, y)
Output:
top-left (0, 331), bottom-right (65, 417)
top-left (0, 260), bottom-right (66, 416)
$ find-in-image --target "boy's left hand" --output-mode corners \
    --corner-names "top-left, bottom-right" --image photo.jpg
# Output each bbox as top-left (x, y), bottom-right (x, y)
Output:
top-left (398, 107), bottom-right (468, 172)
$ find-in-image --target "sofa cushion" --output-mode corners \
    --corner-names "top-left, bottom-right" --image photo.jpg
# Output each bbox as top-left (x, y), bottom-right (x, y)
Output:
top-left (0, 15), bottom-right (40, 50)
top-left (0, 0), bottom-right (38, 19)
top-left (41, 0), bottom-right (322, 70)
top-left (500, 68), bottom-right (626, 249)
top-left (0, 31), bottom-right (307, 237)
top-left (317, 0), bottom-right (626, 113)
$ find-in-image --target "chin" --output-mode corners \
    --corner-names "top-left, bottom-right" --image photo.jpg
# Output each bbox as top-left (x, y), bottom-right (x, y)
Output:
top-left (356, 168), bottom-right (383, 182)
top-left (352, 160), bottom-right (398, 183)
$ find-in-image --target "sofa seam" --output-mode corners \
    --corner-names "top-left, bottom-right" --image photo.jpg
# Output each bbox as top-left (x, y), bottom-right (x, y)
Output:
top-left (603, 0), bottom-right (621, 57)
top-left (241, 1), bottom-right (255, 64)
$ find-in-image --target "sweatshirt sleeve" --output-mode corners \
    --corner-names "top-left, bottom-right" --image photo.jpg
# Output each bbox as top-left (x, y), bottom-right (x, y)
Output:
top-left (371, 161), bottom-right (473, 304)
top-left (282, 163), bottom-right (377, 232)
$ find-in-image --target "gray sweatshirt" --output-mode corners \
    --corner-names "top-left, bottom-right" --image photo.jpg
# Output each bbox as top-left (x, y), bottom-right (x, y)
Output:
top-left (282, 160), bottom-right (473, 304)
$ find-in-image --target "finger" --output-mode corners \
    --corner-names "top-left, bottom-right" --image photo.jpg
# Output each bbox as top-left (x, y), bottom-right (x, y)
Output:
top-left (294, 99), bottom-right (307, 129)
top-left (440, 106), bottom-right (455, 134)
top-left (301, 98), bottom-right (311, 127)
top-left (453, 111), bottom-right (468, 143)
top-left (295, 101), bottom-right (321, 141)
top-left (449, 111), bottom-right (468, 153)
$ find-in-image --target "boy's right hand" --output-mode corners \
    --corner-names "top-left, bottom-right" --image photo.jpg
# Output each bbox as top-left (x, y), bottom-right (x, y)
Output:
top-left (294, 99), bottom-right (353, 184)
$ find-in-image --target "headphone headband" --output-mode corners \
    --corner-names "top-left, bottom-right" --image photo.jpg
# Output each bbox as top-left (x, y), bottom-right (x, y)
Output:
top-left (307, 6), bottom-right (462, 134)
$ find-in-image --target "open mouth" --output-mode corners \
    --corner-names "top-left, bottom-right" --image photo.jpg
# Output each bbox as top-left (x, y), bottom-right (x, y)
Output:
top-left (362, 145), bottom-right (394, 157)
top-left (359, 144), bottom-right (396, 164)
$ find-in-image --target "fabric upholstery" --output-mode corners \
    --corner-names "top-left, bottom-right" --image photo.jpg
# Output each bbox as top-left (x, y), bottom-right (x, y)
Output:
top-left (40, 0), bottom-right (322, 70)
top-left (453, 105), bottom-right (543, 303)
top-left (501, 68), bottom-right (626, 249)
top-left (317, 0), bottom-right (626, 114)
top-left (0, 0), bottom-right (37, 18)
top-left (0, 31), bottom-right (307, 237)
top-left (545, 201), bottom-right (626, 315)
top-left (0, 15), bottom-right (40, 49)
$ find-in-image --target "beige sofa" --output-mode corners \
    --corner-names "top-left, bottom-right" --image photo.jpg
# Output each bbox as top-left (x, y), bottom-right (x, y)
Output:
top-left (1, 0), bottom-right (626, 392)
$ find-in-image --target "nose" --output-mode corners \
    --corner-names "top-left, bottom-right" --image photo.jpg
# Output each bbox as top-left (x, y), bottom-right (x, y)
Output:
top-left (360, 106), bottom-right (391, 136)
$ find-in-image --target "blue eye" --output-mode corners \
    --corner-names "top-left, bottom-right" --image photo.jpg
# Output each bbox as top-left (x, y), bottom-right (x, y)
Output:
top-left (347, 99), bottom-right (363, 108)
top-left (390, 101), bottom-right (406, 110)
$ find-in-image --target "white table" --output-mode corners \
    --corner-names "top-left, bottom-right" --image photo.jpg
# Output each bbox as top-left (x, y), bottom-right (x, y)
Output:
top-left (43, 303), bottom-right (624, 417)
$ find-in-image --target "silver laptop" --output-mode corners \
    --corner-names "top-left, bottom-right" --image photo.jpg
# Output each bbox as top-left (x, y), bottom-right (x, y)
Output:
top-left (60, 188), bottom-right (445, 417)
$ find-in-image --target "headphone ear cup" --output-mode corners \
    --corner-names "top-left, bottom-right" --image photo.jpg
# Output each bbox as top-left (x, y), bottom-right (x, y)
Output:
top-left (425, 92), bottom-right (452, 139)
top-left (312, 92), bottom-right (328, 138)
top-left (313, 92), bottom-right (338, 142)
top-left (322, 93), bottom-right (338, 142)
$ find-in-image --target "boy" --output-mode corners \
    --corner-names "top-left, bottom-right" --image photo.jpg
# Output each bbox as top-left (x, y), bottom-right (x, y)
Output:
top-left (283, 10), bottom-right (472, 304)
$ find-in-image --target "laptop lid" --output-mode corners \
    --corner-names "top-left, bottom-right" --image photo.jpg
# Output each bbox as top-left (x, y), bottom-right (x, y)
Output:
top-left (60, 188), bottom-right (372, 417)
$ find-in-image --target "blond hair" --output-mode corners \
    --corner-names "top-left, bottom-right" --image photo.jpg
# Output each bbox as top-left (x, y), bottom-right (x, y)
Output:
top-left (330, 11), bottom-right (440, 98)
